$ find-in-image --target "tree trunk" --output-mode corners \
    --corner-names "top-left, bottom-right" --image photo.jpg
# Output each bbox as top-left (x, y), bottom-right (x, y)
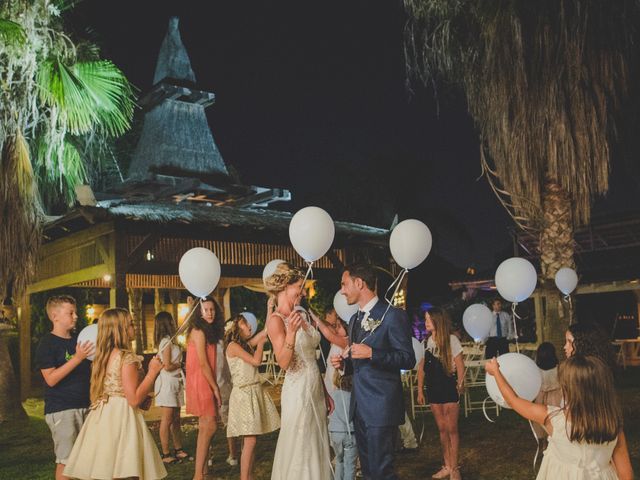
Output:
top-left (127, 288), bottom-right (144, 354)
top-left (0, 331), bottom-right (27, 422)
top-left (539, 180), bottom-right (575, 353)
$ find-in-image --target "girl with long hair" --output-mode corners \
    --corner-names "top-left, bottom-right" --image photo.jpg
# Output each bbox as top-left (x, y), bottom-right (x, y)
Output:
top-left (486, 355), bottom-right (633, 479)
top-left (64, 308), bottom-right (166, 479)
top-left (564, 322), bottom-right (617, 371)
top-left (153, 311), bottom-right (189, 464)
top-left (224, 314), bottom-right (280, 480)
top-left (185, 297), bottom-right (223, 480)
top-left (416, 307), bottom-right (465, 480)
top-left (532, 342), bottom-right (562, 443)
top-left (266, 262), bottom-right (334, 479)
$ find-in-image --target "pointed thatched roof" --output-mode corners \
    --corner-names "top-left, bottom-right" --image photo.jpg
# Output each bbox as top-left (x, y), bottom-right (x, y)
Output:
top-left (127, 17), bottom-right (229, 183)
top-left (153, 17), bottom-right (196, 85)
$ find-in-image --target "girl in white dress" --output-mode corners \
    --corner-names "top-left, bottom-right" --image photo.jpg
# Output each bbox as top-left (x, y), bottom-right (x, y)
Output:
top-left (485, 355), bottom-right (633, 480)
top-left (265, 262), bottom-right (334, 480)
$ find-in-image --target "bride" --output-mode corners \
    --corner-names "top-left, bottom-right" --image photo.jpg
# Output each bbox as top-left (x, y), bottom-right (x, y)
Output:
top-left (266, 262), bottom-right (334, 479)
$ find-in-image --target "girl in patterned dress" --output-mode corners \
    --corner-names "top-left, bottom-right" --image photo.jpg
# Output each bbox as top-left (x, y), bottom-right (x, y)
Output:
top-left (224, 314), bottom-right (280, 480)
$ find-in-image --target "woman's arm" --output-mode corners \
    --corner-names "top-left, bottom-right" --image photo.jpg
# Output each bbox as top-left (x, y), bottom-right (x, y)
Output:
top-left (226, 341), bottom-right (264, 367)
top-left (122, 355), bottom-right (162, 408)
top-left (266, 312), bottom-right (302, 370)
top-left (161, 341), bottom-right (181, 372)
top-left (191, 329), bottom-right (221, 406)
top-left (612, 430), bottom-right (634, 480)
top-left (312, 313), bottom-right (348, 349)
top-left (248, 328), bottom-right (268, 348)
top-left (485, 358), bottom-right (548, 426)
top-left (416, 358), bottom-right (426, 405)
top-left (454, 353), bottom-right (465, 393)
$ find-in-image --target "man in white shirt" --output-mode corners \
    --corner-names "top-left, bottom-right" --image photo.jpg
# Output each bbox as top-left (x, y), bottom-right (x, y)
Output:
top-left (484, 299), bottom-right (515, 358)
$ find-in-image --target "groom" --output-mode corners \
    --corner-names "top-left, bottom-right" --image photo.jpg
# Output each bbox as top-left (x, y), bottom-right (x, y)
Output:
top-left (331, 263), bottom-right (415, 480)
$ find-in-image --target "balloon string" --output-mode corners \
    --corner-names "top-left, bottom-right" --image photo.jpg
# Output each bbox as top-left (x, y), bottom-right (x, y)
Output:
top-left (528, 419), bottom-right (541, 471)
top-left (298, 261), bottom-right (314, 298)
top-left (482, 396), bottom-right (496, 423)
top-left (158, 298), bottom-right (203, 357)
top-left (511, 302), bottom-right (520, 354)
top-left (564, 295), bottom-right (575, 325)
top-left (381, 268), bottom-right (408, 320)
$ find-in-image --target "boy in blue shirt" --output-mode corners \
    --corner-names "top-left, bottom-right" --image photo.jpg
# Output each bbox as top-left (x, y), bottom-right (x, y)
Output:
top-left (35, 295), bottom-right (93, 480)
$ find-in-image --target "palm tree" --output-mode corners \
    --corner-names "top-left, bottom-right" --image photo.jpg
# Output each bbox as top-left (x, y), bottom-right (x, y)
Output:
top-left (0, 0), bottom-right (134, 419)
top-left (404, 0), bottom-right (639, 349)
top-left (0, 0), bottom-right (134, 301)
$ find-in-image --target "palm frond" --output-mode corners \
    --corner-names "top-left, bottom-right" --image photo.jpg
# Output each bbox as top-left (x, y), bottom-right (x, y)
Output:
top-left (0, 18), bottom-right (26, 45)
top-left (34, 136), bottom-right (86, 207)
top-left (37, 59), bottom-right (135, 137)
top-left (404, 0), bottom-right (639, 227)
top-left (0, 131), bottom-right (42, 300)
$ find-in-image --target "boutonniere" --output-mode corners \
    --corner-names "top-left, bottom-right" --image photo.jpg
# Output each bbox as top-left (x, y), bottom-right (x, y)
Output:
top-left (361, 317), bottom-right (382, 333)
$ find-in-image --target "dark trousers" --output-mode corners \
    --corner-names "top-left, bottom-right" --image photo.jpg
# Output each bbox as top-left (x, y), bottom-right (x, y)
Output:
top-left (354, 412), bottom-right (397, 480)
top-left (485, 336), bottom-right (509, 359)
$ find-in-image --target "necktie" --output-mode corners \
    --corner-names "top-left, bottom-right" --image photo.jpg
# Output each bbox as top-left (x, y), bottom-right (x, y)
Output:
top-left (496, 312), bottom-right (502, 337)
top-left (354, 310), bottom-right (365, 342)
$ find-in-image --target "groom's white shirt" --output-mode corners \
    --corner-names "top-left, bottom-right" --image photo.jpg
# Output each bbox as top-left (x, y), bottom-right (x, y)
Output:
top-left (359, 296), bottom-right (379, 323)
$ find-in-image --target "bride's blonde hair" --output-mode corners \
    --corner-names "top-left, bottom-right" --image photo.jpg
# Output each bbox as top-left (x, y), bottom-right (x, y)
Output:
top-left (90, 308), bottom-right (133, 402)
top-left (264, 262), bottom-right (304, 305)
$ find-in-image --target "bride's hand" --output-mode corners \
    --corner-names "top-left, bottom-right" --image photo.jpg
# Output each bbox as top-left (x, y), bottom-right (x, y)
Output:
top-left (286, 311), bottom-right (303, 334)
top-left (325, 393), bottom-right (335, 415)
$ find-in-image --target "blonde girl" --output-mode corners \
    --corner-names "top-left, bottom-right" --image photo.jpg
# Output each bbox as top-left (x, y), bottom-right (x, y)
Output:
top-left (64, 308), bottom-right (166, 479)
top-left (224, 315), bottom-right (280, 480)
top-left (416, 307), bottom-right (465, 480)
top-left (486, 355), bottom-right (633, 479)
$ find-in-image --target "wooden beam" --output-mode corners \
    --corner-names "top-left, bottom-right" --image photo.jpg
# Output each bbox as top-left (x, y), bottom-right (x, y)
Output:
top-left (18, 295), bottom-right (31, 401)
top-left (126, 233), bottom-right (159, 271)
top-left (576, 281), bottom-right (640, 295)
top-left (28, 264), bottom-right (109, 294)
top-left (40, 221), bottom-right (114, 259)
top-left (109, 232), bottom-right (128, 308)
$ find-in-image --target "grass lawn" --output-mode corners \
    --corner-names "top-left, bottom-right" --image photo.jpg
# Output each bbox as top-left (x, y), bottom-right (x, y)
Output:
top-left (1, 368), bottom-right (638, 479)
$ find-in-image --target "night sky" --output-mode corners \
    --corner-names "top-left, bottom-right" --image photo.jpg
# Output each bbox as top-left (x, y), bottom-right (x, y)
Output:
top-left (69, 1), bottom-right (640, 287)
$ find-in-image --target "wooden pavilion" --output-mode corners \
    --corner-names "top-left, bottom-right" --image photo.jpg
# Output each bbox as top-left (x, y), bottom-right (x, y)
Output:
top-left (18, 17), bottom-right (390, 398)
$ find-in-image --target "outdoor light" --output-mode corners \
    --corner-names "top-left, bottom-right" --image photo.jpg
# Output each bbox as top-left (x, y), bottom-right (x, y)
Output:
top-left (86, 306), bottom-right (95, 318)
top-left (103, 274), bottom-right (112, 282)
top-left (145, 249), bottom-right (154, 261)
top-left (179, 305), bottom-right (190, 317)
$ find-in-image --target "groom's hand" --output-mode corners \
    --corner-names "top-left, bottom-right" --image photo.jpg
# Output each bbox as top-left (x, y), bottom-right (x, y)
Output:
top-left (351, 343), bottom-right (372, 359)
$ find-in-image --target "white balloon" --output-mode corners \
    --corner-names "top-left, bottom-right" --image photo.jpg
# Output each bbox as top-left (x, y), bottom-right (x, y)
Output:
top-left (555, 267), bottom-right (578, 296)
top-left (463, 304), bottom-right (494, 341)
top-left (263, 259), bottom-right (286, 285)
top-left (240, 312), bottom-right (258, 336)
top-left (389, 219), bottom-right (432, 269)
top-left (289, 206), bottom-right (335, 262)
top-left (485, 353), bottom-right (542, 409)
top-left (333, 291), bottom-right (358, 323)
top-left (412, 337), bottom-right (425, 370)
top-left (77, 323), bottom-right (98, 361)
top-left (495, 257), bottom-right (537, 303)
top-left (179, 248), bottom-right (221, 298)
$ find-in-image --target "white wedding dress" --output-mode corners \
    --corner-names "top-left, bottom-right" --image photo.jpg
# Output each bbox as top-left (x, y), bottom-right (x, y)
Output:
top-left (271, 312), bottom-right (332, 480)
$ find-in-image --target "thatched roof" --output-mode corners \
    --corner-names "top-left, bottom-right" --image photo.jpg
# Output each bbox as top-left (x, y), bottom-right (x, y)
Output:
top-left (153, 17), bottom-right (196, 85)
top-left (44, 201), bottom-right (389, 244)
top-left (127, 17), bottom-right (229, 182)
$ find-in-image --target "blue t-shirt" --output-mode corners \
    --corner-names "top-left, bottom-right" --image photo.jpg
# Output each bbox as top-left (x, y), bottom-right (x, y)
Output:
top-left (35, 333), bottom-right (91, 414)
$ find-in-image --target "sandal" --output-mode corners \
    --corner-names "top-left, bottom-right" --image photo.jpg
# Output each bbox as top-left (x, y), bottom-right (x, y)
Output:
top-left (432, 465), bottom-right (450, 479)
top-left (161, 452), bottom-right (178, 465)
top-left (174, 448), bottom-right (192, 461)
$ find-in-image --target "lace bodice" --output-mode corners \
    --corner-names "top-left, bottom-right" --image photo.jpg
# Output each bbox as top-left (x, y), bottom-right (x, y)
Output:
top-left (103, 351), bottom-right (143, 398)
top-left (275, 311), bottom-right (321, 375)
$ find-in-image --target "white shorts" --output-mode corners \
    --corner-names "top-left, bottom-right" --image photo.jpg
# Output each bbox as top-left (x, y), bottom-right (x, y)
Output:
top-left (154, 373), bottom-right (184, 408)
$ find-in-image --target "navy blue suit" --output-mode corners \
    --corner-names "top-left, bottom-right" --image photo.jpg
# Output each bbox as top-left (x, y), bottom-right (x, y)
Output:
top-left (346, 299), bottom-right (415, 480)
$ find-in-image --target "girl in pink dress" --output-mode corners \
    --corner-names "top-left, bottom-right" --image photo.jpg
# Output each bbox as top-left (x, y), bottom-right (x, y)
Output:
top-left (186, 296), bottom-right (223, 480)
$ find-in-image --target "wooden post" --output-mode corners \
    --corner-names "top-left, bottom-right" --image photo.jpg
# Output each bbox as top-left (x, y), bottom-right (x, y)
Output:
top-left (169, 290), bottom-right (180, 326)
top-left (18, 295), bottom-right (31, 401)
top-left (533, 293), bottom-right (544, 344)
top-left (108, 231), bottom-right (128, 308)
top-left (223, 288), bottom-right (232, 320)
top-left (127, 288), bottom-right (144, 354)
